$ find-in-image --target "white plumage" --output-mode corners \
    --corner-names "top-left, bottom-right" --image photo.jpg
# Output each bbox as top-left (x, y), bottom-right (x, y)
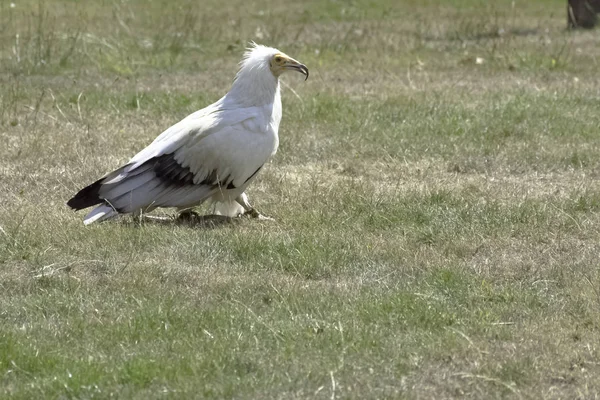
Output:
top-left (67, 43), bottom-right (308, 224)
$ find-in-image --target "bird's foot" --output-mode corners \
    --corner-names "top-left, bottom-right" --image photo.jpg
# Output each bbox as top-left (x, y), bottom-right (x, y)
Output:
top-left (243, 208), bottom-right (275, 221)
top-left (178, 211), bottom-right (235, 227)
top-left (177, 210), bottom-right (201, 222)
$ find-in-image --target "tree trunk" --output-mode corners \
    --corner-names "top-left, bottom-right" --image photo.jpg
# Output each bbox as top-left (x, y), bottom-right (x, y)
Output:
top-left (568, 0), bottom-right (600, 29)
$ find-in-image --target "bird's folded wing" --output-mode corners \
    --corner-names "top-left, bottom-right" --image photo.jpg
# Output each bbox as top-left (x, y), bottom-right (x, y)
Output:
top-left (105, 105), bottom-right (268, 185)
top-left (97, 105), bottom-right (274, 210)
top-left (174, 120), bottom-right (273, 189)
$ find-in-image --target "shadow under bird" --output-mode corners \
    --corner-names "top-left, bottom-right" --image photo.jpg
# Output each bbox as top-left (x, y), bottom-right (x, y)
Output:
top-left (67, 43), bottom-right (309, 225)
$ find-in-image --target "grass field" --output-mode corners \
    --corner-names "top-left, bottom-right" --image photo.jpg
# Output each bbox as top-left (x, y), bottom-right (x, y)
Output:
top-left (2, 0), bottom-right (600, 398)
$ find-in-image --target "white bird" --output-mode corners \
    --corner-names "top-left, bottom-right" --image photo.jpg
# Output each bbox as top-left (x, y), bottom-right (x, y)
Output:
top-left (67, 43), bottom-right (308, 225)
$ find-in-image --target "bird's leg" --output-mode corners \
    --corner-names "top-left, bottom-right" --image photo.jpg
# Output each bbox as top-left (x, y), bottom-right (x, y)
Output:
top-left (235, 193), bottom-right (274, 221)
top-left (131, 210), bottom-right (172, 225)
top-left (143, 215), bottom-right (173, 222)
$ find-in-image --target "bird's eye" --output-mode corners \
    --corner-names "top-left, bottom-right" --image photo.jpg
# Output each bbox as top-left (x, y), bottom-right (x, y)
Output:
top-left (275, 56), bottom-right (282, 63)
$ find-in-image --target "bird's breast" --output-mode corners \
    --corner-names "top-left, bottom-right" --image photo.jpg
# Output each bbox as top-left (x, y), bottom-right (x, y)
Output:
top-left (269, 95), bottom-right (282, 155)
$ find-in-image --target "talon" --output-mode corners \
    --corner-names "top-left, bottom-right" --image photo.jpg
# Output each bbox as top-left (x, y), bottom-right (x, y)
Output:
top-left (178, 210), bottom-right (200, 221)
top-left (244, 208), bottom-right (275, 221)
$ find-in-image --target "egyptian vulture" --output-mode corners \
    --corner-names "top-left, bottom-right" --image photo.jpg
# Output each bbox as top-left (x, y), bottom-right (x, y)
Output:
top-left (67, 43), bottom-right (308, 225)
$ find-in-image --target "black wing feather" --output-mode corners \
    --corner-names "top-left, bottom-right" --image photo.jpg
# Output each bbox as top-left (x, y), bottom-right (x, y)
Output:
top-left (67, 153), bottom-right (259, 211)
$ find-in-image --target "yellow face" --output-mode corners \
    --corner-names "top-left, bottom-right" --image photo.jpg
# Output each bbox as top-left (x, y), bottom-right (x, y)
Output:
top-left (269, 53), bottom-right (309, 80)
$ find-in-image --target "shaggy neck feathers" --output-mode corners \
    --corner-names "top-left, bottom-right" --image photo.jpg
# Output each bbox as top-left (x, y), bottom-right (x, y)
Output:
top-left (226, 44), bottom-right (280, 107)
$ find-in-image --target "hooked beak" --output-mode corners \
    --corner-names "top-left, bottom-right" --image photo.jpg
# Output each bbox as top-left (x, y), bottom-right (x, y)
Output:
top-left (285, 60), bottom-right (309, 81)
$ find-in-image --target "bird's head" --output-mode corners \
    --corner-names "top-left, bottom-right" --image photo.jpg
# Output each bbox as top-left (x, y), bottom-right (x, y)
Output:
top-left (269, 52), bottom-right (309, 80)
top-left (241, 43), bottom-right (309, 81)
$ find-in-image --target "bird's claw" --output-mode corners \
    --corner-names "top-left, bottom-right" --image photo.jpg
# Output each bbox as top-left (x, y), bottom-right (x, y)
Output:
top-left (244, 208), bottom-right (275, 221)
top-left (177, 210), bottom-right (201, 222)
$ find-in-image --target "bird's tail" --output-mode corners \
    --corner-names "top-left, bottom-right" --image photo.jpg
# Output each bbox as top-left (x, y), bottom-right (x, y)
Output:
top-left (67, 177), bottom-right (104, 210)
top-left (83, 204), bottom-right (119, 225)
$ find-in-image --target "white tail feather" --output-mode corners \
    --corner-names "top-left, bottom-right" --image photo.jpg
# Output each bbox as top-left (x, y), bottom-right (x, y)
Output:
top-left (83, 204), bottom-right (118, 225)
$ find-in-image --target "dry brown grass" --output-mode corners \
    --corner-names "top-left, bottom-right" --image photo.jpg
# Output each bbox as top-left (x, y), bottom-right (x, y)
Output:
top-left (2, 0), bottom-right (600, 398)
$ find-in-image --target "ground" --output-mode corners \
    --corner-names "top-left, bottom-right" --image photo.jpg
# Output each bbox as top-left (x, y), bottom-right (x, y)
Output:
top-left (1, 0), bottom-right (600, 398)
